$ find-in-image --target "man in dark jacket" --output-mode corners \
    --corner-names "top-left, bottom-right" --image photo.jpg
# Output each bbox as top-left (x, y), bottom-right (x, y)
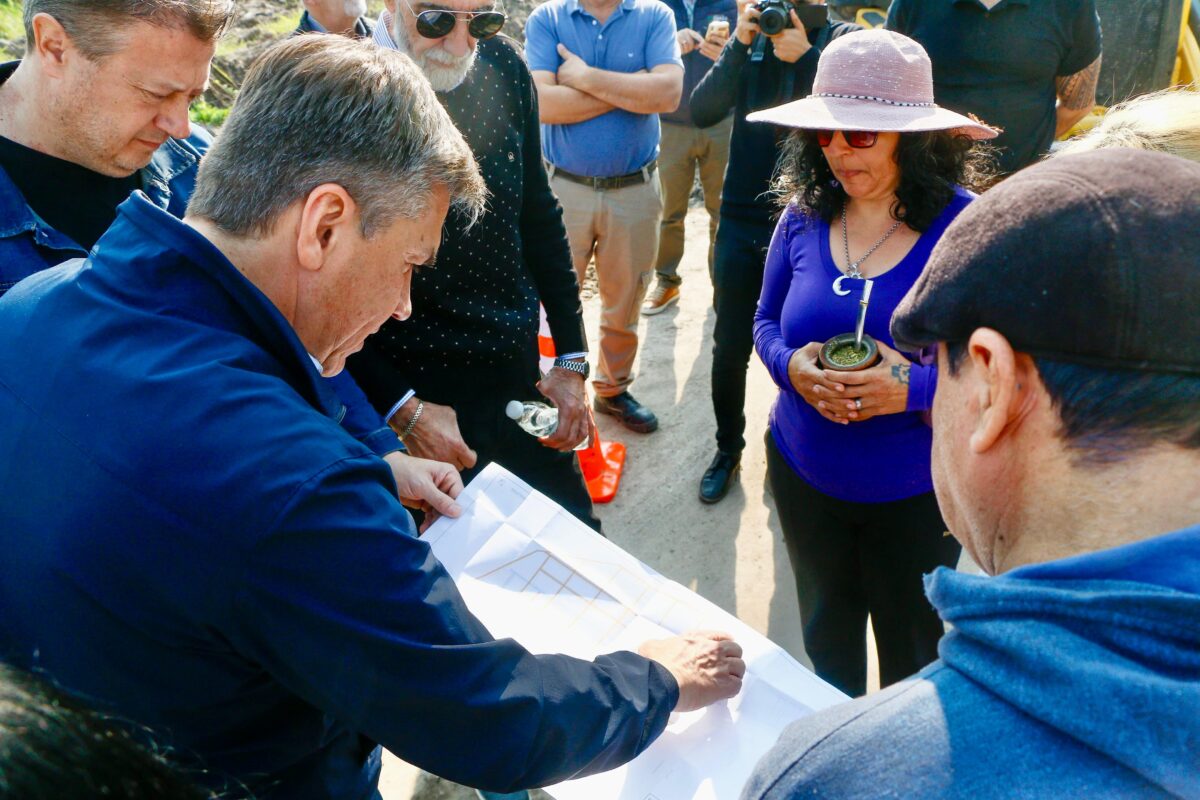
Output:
top-left (0, 36), bottom-right (745, 800)
top-left (348, 0), bottom-right (600, 529)
top-left (642, 0), bottom-right (737, 315)
top-left (0, 0), bottom-right (233, 288)
top-left (0, 0), bottom-right (461, 521)
top-left (690, 0), bottom-right (857, 503)
top-left (744, 149), bottom-right (1200, 799)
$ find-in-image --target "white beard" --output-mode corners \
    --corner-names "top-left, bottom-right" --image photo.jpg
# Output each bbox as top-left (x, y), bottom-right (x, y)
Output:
top-left (343, 0), bottom-right (369, 17)
top-left (391, 16), bottom-right (477, 92)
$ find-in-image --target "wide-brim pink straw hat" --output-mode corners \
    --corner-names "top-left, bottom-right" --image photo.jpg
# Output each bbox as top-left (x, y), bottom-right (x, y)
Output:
top-left (746, 29), bottom-right (998, 140)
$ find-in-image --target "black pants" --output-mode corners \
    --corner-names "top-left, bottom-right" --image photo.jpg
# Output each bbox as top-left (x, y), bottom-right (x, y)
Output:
top-left (420, 368), bottom-right (601, 534)
top-left (711, 217), bottom-right (774, 455)
top-left (766, 432), bottom-right (960, 697)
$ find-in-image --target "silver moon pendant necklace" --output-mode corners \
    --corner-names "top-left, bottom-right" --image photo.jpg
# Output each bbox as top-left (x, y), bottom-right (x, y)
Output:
top-left (832, 206), bottom-right (902, 296)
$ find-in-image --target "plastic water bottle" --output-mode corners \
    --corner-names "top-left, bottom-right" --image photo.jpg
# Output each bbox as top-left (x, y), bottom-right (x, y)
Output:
top-left (505, 400), bottom-right (590, 450)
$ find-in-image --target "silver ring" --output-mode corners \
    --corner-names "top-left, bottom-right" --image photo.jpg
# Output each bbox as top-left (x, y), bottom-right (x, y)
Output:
top-left (854, 398), bottom-right (863, 411)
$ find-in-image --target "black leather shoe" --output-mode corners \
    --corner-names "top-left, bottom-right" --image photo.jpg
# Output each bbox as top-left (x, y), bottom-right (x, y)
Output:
top-left (593, 392), bottom-right (659, 433)
top-left (699, 451), bottom-right (741, 504)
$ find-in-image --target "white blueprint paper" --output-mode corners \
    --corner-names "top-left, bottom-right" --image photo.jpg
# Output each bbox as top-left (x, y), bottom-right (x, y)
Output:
top-left (423, 463), bottom-right (848, 800)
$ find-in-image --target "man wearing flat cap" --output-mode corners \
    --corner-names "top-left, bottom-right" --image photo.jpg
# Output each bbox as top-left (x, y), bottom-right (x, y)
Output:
top-left (742, 148), bottom-right (1200, 799)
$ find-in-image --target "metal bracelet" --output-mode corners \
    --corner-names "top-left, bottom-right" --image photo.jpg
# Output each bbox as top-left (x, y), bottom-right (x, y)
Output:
top-left (399, 400), bottom-right (424, 442)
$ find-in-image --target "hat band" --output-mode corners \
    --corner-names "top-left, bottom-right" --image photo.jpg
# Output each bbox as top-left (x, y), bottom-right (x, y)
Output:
top-left (813, 92), bottom-right (935, 108)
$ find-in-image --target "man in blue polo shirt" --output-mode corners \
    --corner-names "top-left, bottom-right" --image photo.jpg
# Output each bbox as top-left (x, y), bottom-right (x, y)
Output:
top-left (525, 0), bottom-right (683, 433)
top-left (886, 0), bottom-right (1102, 174)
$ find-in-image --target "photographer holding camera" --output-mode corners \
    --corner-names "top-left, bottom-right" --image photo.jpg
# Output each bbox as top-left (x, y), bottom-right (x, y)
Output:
top-left (689, 1), bottom-right (858, 504)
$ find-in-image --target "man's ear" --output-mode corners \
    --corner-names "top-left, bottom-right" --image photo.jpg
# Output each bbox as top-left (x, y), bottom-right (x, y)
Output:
top-left (295, 184), bottom-right (358, 273)
top-left (30, 13), bottom-right (74, 75)
top-left (966, 327), bottom-right (1036, 455)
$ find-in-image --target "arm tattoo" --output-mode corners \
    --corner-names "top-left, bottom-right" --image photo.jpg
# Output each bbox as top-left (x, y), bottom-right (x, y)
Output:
top-left (891, 364), bottom-right (910, 385)
top-left (1056, 54), bottom-right (1102, 111)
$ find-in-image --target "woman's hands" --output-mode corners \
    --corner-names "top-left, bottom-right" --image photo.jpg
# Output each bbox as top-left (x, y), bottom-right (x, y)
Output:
top-left (788, 340), bottom-right (913, 424)
top-left (788, 342), bottom-right (850, 424)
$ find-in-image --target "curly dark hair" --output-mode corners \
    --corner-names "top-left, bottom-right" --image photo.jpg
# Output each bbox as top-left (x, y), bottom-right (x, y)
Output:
top-left (771, 130), bottom-right (998, 232)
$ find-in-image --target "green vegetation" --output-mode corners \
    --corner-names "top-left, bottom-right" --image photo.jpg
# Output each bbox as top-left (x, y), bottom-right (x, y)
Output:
top-left (215, 10), bottom-right (299, 57)
top-left (190, 99), bottom-right (230, 129)
top-left (0, 0), bottom-right (25, 52)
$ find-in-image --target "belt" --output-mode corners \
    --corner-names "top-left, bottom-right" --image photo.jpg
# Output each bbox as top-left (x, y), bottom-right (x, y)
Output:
top-left (547, 160), bottom-right (658, 190)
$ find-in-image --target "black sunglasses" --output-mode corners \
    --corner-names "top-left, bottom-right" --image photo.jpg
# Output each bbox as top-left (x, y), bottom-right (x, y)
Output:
top-left (403, 0), bottom-right (507, 39)
top-left (815, 130), bottom-right (880, 149)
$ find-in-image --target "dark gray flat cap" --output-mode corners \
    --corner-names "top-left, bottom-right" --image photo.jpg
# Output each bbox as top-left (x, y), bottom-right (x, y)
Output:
top-left (892, 149), bottom-right (1200, 375)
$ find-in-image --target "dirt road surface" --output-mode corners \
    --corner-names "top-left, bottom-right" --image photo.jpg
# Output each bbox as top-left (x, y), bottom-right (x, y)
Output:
top-left (379, 207), bottom-right (880, 800)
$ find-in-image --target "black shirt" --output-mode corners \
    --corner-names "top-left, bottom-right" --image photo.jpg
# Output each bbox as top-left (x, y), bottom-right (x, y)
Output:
top-left (348, 36), bottom-right (586, 409)
top-left (690, 22), bottom-right (859, 226)
top-left (0, 135), bottom-right (139, 251)
top-left (887, 0), bottom-right (1102, 173)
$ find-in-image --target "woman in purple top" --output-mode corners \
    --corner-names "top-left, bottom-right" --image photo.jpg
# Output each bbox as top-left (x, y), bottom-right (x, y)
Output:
top-left (747, 30), bottom-right (997, 696)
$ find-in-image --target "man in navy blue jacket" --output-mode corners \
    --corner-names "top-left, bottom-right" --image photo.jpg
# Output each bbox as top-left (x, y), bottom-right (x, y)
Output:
top-left (0, 0), bottom-right (461, 520)
top-left (0, 36), bottom-right (745, 800)
top-left (743, 150), bottom-right (1200, 799)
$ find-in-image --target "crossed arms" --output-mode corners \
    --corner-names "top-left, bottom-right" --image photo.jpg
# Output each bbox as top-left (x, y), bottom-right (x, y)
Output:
top-left (531, 44), bottom-right (683, 124)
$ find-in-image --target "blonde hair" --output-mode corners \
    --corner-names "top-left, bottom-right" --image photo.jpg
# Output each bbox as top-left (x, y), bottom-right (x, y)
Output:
top-left (1056, 88), bottom-right (1200, 164)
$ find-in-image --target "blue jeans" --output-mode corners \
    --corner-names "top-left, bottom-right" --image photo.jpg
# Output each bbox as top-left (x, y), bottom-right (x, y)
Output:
top-left (477, 792), bottom-right (530, 800)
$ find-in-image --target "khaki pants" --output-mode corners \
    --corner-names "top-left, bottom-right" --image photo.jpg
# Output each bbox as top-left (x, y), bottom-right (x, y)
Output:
top-left (551, 171), bottom-right (663, 398)
top-left (654, 116), bottom-right (732, 284)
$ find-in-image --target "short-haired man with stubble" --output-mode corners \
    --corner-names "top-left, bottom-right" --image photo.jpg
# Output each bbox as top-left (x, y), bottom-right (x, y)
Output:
top-left (0, 0), bottom-right (466, 529)
top-left (886, 0), bottom-right (1102, 175)
top-left (525, 0), bottom-right (685, 434)
top-left (0, 36), bottom-right (745, 800)
top-left (0, 0), bottom-right (233, 285)
top-left (346, 0), bottom-right (602, 533)
top-left (744, 149), bottom-right (1199, 798)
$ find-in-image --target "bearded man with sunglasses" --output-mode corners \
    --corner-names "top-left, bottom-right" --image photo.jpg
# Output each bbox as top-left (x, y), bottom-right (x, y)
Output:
top-left (347, 0), bottom-right (602, 532)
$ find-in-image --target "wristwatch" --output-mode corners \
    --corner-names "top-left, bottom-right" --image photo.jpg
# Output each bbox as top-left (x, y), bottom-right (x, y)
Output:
top-left (552, 356), bottom-right (590, 380)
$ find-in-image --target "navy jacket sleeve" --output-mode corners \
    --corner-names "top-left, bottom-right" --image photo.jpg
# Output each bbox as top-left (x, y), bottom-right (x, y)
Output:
top-left (346, 335), bottom-right (416, 419)
top-left (516, 56), bottom-right (588, 357)
top-left (326, 371), bottom-right (403, 456)
top-left (229, 455), bottom-right (678, 793)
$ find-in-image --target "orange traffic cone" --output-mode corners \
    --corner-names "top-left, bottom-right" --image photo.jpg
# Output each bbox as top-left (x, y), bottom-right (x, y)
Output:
top-left (538, 306), bottom-right (626, 504)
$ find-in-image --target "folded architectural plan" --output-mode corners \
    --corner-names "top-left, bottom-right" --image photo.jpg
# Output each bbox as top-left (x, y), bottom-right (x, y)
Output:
top-left (423, 463), bottom-right (848, 800)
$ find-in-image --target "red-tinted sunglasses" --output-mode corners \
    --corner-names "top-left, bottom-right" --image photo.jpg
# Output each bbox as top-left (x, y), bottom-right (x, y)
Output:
top-left (815, 130), bottom-right (880, 148)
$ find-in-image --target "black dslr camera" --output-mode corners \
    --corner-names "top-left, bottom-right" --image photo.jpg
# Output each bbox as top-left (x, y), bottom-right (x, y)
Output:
top-left (753, 0), bottom-right (828, 35)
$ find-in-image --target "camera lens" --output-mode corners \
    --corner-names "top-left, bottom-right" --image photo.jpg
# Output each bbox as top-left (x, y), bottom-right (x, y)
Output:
top-left (757, 3), bottom-right (788, 35)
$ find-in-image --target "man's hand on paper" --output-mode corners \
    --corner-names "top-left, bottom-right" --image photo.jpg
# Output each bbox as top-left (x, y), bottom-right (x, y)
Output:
top-left (383, 451), bottom-right (464, 533)
top-left (640, 631), bottom-right (745, 712)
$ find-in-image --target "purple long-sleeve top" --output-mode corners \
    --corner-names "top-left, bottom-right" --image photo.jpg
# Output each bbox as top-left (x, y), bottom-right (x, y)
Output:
top-left (754, 187), bottom-right (974, 503)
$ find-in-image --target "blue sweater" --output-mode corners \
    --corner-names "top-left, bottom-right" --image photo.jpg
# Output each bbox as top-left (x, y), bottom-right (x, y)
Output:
top-left (743, 525), bottom-right (1200, 798)
top-left (0, 195), bottom-right (678, 799)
